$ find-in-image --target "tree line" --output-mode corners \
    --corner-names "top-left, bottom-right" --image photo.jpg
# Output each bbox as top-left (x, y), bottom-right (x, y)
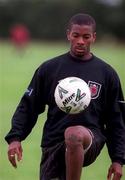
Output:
top-left (0, 0), bottom-right (125, 41)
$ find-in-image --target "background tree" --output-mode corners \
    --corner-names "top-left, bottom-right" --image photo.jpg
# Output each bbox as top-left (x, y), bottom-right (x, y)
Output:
top-left (0, 0), bottom-right (124, 41)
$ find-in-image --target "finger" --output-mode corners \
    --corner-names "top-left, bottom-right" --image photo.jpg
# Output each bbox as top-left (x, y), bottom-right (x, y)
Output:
top-left (112, 173), bottom-right (122, 180)
top-left (16, 146), bottom-right (22, 161)
top-left (8, 149), bottom-right (17, 168)
top-left (107, 169), bottom-right (113, 180)
top-left (8, 154), bottom-right (17, 168)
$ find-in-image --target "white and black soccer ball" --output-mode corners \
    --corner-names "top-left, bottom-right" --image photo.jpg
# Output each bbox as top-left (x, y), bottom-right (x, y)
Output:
top-left (54, 77), bottom-right (91, 114)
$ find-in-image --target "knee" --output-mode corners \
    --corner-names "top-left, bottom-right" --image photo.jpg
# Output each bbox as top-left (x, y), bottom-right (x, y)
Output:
top-left (64, 126), bottom-right (83, 149)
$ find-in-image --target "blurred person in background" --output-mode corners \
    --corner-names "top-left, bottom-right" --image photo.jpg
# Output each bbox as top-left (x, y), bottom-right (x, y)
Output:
top-left (5, 13), bottom-right (125, 180)
top-left (9, 24), bottom-right (30, 54)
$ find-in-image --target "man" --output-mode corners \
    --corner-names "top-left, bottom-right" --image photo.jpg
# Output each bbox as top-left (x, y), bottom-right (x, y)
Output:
top-left (5, 13), bottom-right (125, 180)
top-left (9, 24), bottom-right (30, 52)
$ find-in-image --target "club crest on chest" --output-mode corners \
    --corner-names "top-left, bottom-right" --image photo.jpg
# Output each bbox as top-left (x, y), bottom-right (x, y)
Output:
top-left (88, 81), bottom-right (102, 99)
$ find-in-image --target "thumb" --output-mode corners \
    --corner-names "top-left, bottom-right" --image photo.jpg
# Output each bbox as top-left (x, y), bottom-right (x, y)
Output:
top-left (16, 145), bottom-right (23, 161)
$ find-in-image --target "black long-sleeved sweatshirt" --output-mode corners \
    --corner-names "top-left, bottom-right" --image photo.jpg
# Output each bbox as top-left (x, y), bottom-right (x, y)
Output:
top-left (5, 52), bottom-right (125, 165)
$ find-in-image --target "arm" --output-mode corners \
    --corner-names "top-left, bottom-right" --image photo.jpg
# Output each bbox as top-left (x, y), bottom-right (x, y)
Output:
top-left (5, 68), bottom-right (46, 143)
top-left (5, 67), bottom-right (46, 167)
top-left (105, 71), bottom-right (125, 179)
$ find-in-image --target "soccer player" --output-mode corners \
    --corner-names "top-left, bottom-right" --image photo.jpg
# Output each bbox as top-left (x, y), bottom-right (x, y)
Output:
top-left (9, 24), bottom-right (30, 53)
top-left (5, 13), bottom-right (125, 180)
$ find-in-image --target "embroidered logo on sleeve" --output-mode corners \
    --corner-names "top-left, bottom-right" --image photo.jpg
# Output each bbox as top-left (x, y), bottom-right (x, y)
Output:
top-left (25, 88), bottom-right (33, 96)
top-left (88, 81), bottom-right (102, 99)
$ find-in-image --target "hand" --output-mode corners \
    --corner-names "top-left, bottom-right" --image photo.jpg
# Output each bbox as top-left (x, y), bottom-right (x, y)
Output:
top-left (8, 141), bottom-right (23, 168)
top-left (107, 162), bottom-right (123, 180)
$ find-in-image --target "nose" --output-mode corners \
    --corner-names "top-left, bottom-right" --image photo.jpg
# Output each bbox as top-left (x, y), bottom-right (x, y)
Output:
top-left (77, 37), bottom-right (85, 45)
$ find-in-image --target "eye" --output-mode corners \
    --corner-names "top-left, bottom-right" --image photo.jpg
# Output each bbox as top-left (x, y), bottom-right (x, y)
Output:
top-left (72, 33), bottom-right (79, 38)
top-left (84, 35), bottom-right (91, 39)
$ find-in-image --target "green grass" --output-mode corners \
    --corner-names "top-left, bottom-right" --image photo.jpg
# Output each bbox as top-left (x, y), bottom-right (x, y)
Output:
top-left (0, 41), bottom-right (125, 180)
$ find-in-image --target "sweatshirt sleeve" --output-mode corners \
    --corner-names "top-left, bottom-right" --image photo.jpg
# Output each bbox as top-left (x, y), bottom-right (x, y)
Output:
top-left (5, 66), bottom-right (46, 143)
top-left (105, 70), bottom-right (125, 165)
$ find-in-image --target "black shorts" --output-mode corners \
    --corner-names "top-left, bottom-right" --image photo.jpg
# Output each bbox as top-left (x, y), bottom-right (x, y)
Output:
top-left (40, 130), bottom-right (106, 180)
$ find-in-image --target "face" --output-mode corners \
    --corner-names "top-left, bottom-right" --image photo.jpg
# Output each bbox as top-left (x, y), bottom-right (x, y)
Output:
top-left (67, 24), bottom-right (96, 59)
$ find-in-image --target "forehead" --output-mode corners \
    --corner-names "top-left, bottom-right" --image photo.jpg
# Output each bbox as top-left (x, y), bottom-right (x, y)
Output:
top-left (69, 24), bottom-right (94, 34)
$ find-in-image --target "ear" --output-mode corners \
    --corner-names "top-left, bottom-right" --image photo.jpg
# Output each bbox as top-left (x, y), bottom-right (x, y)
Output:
top-left (92, 32), bottom-right (96, 43)
top-left (66, 29), bottom-right (70, 41)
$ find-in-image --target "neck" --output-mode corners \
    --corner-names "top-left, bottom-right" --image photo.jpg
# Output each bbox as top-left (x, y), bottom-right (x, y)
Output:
top-left (70, 51), bottom-right (92, 61)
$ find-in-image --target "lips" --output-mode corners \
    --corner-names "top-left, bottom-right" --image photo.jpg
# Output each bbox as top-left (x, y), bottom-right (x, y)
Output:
top-left (76, 45), bottom-right (86, 49)
top-left (75, 47), bottom-right (85, 53)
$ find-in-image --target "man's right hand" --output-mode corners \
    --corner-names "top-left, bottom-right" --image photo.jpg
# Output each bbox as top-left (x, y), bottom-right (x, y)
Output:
top-left (8, 141), bottom-right (23, 168)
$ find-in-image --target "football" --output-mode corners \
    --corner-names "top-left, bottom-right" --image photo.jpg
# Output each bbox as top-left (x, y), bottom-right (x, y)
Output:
top-left (54, 77), bottom-right (91, 114)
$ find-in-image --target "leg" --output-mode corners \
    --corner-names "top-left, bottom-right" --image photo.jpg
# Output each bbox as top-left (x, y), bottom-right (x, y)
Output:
top-left (40, 143), bottom-right (66, 180)
top-left (64, 125), bottom-right (92, 180)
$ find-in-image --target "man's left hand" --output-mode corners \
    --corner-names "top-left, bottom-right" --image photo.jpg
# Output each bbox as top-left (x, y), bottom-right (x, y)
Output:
top-left (107, 162), bottom-right (123, 180)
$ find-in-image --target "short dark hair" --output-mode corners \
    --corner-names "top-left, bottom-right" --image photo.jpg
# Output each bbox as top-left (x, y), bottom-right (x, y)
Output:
top-left (68, 13), bottom-right (96, 32)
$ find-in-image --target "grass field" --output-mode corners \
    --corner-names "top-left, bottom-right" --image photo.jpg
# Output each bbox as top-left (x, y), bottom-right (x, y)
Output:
top-left (0, 41), bottom-right (125, 180)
